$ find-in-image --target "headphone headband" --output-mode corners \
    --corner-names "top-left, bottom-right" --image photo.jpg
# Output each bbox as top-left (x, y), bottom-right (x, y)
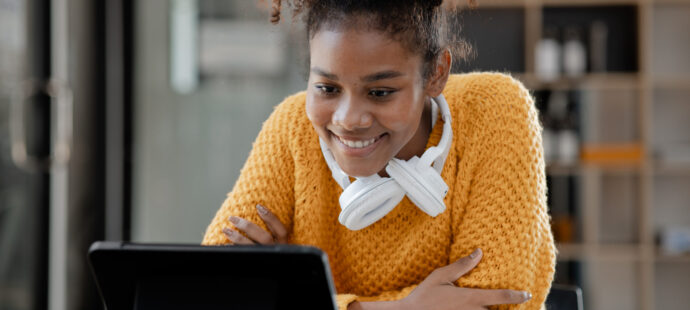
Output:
top-left (419, 95), bottom-right (453, 173)
top-left (319, 138), bottom-right (351, 188)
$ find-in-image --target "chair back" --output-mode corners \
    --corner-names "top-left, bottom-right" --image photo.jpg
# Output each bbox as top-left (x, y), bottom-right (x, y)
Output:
top-left (545, 284), bottom-right (584, 310)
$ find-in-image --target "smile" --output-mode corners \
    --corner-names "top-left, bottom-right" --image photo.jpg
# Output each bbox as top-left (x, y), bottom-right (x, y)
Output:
top-left (336, 136), bottom-right (378, 148)
top-left (330, 132), bottom-right (387, 156)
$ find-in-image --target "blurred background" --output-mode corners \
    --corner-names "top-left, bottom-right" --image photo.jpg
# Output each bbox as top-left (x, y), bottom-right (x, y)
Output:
top-left (0, 0), bottom-right (688, 309)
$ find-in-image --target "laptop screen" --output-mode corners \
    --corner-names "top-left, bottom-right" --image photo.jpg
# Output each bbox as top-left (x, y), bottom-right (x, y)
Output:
top-left (135, 275), bottom-right (279, 310)
top-left (89, 242), bottom-right (337, 310)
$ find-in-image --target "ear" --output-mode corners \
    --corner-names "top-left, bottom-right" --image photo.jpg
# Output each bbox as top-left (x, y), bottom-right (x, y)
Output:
top-left (425, 48), bottom-right (452, 97)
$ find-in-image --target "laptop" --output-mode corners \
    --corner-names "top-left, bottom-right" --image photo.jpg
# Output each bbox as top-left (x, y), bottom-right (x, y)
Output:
top-left (88, 241), bottom-right (338, 310)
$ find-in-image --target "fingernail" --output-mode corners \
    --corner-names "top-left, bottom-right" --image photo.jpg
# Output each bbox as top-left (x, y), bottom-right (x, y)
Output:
top-left (256, 204), bottom-right (268, 216)
top-left (228, 216), bottom-right (239, 224)
top-left (222, 227), bottom-right (234, 236)
top-left (524, 292), bottom-right (532, 301)
top-left (469, 248), bottom-right (481, 259)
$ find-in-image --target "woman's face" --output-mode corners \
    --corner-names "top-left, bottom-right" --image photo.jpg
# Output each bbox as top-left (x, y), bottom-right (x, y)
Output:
top-left (306, 28), bottom-right (430, 177)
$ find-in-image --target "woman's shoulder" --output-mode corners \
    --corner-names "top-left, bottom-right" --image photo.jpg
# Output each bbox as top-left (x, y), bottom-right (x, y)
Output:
top-left (262, 91), bottom-right (319, 152)
top-left (263, 91), bottom-right (309, 129)
top-left (444, 72), bottom-right (531, 110)
top-left (443, 72), bottom-right (535, 126)
top-left (273, 90), bottom-right (308, 116)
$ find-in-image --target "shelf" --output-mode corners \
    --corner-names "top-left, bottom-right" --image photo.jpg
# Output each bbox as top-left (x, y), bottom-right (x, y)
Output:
top-left (546, 161), bottom-right (646, 176)
top-left (557, 243), bottom-right (690, 263)
top-left (653, 0), bottom-right (690, 6)
top-left (517, 73), bottom-right (640, 90)
top-left (652, 76), bottom-right (690, 90)
top-left (655, 253), bottom-right (690, 263)
top-left (540, 0), bottom-right (641, 7)
top-left (451, 0), bottom-right (527, 9)
top-left (652, 161), bottom-right (690, 175)
top-left (456, 1), bottom-right (690, 309)
top-left (452, 0), bottom-right (690, 9)
top-left (546, 162), bottom-right (582, 176)
top-left (556, 243), bottom-right (643, 261)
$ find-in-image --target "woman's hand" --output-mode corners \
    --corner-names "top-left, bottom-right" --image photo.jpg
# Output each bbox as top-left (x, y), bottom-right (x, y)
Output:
top-left (222, 205), bottom-right (288, 245)
top-left (399, 248), bottom-right (531, 310)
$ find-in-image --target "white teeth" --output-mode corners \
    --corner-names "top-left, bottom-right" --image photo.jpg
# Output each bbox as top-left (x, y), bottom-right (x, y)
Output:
top-left (338, 136), bottom-right (377, 149)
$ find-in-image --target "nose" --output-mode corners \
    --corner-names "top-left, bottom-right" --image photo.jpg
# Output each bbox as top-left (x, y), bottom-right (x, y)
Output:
top-left (332, 95), bottom-right (373, 131)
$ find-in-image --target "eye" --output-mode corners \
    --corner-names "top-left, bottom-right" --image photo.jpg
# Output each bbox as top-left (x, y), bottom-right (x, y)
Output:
top-left (315, 84), bottom-right (339, 95)
top-left (369, 89), bottom-right (396, 98)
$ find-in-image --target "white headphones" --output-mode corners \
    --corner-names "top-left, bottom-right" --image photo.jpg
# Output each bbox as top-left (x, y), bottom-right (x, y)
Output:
top-left (319, 94), bottom-right (453, 230)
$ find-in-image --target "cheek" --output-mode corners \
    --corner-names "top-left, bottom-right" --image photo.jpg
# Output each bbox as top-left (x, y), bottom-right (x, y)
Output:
top-left (381, 99), bottom-right (423, 135)
top-left (382, 84), bottom-right (425, 130)
top-left (305, 95), bottom-right (332, 130)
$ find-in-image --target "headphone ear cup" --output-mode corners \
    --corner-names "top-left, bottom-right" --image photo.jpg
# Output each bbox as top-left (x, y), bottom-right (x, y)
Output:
top-left (338, 177), bottom-right (405, 230)
top-left (386, 157), bottom-right (447, 217)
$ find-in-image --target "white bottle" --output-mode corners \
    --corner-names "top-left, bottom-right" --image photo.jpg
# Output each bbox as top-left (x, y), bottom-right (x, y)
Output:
top-left (535, 27), bottom-right (561, 82)
top-left (563, 27), bottom-right (586, 78)
top-left (558, 129), bottom-right (579, 165)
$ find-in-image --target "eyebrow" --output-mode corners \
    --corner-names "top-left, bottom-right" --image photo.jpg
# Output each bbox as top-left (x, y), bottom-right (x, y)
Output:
top-left (310, 67), bottom-right (339, 81)
top-left (361, 70), bottom-right (404, 83)
top-left (310, 67), bottom-right (405, 83)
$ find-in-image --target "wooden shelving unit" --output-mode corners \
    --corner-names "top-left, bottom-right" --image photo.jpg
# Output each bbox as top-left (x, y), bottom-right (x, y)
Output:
top-left (516, 73), bottom-right (641, 90)
top-left (457, 1), bottom-right (690, 309)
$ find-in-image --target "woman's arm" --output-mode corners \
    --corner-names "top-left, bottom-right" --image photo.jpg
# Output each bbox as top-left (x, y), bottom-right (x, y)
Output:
top-left (449, 74), bottom-right (556, 309)
top-left (340, 249), bottom-right (531, 310)
top-left (336, 286), bottom-right (415, 310)
top-left (202, 93), bottom-right (304, 245)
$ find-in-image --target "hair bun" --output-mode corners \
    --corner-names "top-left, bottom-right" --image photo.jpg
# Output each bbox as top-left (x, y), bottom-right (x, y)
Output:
top-left (270, 0), bottom-right (281, 24)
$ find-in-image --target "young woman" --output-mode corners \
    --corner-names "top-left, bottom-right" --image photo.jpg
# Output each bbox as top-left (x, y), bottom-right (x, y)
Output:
top-left (202, 1), bottom-right (556, 309)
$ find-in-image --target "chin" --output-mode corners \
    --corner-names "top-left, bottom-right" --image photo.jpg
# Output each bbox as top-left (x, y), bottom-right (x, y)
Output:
top-left (338, 159), bottom-right (386, 177)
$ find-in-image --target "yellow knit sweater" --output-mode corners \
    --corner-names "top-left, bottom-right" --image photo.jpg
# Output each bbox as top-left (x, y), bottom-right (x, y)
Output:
top-left (202, 72), bottom-right (556, 310)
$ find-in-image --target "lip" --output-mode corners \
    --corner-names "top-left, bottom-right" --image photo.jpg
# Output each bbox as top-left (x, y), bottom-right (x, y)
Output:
top-left (330, 131), bottom-right (387, 158)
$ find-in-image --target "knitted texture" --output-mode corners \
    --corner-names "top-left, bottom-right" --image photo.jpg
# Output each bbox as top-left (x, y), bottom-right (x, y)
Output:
top-left (202, 72), bottom-right (556, 310)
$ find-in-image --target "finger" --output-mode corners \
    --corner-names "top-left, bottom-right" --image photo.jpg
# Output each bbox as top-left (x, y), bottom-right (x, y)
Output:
top-left (229, 216), bottom-right (274, 244)
top-left (223, 227), bottom-right (255, 245)
top-left (256, 205), bottom-right (288, 243)
top-left (469, 288), bottom-right (532, 306)
top-left (433, 248), bottom-right (483, 283)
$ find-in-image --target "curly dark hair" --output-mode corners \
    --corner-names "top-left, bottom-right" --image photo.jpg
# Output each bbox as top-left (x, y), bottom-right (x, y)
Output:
top-left (268, 0), bottom-right (476, 79)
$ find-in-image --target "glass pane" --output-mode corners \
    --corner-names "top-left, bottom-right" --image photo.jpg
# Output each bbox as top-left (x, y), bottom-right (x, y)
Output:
top-left (131, 0), bottom-right (306, 243)
top-left (653, 89), bottom-right (690, 162)
top-left (599, 172), bottom-right (640, 244)
top-left (655, 262), bottom-right (690, 310)
top-left (583, 261), bottom-right (640, 310)
top-left (0, 0), bottom-right (49, 309)
top-left (652, 5), bottom-right (690, 76)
